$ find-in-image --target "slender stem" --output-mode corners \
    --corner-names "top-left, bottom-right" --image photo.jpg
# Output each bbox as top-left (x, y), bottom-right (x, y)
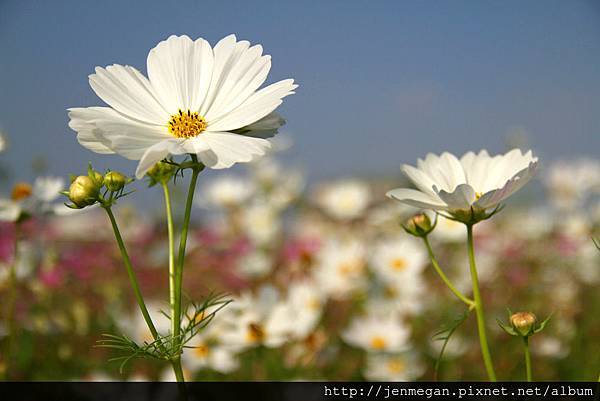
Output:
top-left (162, 181), bottom-right (188, 393)
top-left (4, 223), bottom-right (20, 379)
top-left (422, 237), bottom-right (475, 308)
top-left (162, 182), bottom-right (176, 348)
top-left (523, 337), bottom-right (532, 382)
top-left (172, 155), bottom-right (202, 383)
top-left (104, 206), bottom-right (161, 343)
top-left (466, 224), bottom-right (497, 381)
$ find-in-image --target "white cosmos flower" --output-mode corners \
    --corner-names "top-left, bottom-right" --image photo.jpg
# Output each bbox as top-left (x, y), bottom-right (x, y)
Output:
top-left (387, 149), bottom-right (538, 221)
top-left (316, 179), bottom-right (371, 220)
top-left (364, 352), bottom-right (425, 381)
top-left (342, 313), bottom-right (411, 353)
top-left (68, 34), bottom-right (297, 179)
top-left (0, 177), bottom-right (71, 222)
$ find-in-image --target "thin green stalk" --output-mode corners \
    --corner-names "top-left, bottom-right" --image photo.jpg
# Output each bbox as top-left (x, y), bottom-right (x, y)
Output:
top-left (423, 237), bottom-right (475, 309)
top-left (523, 337), bottom-right (532, 382)
top-left (172, 155), bottom-right (202, 383)
top-left (4, 224), bottom-right (20, 379)
top-left (161, 182), bottom-right (176, 348)
top-left (162, 181), bottom-right (187, 393)
top-left (104, 206), bottom-right (161, 343)
top-left (466, 224), bottom-right (497, 381)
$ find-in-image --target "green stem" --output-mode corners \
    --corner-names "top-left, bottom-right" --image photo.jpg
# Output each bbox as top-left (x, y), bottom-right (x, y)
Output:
top-left (104, 206), bottom-right (161, 343)
top-left (172, 155), bottom-right (202, 382)
top-left (423, 237), bottom-right (475, 309)
top-left (524, 337), bottom-right (532, 382)
top-left (162, 181), bottom-right (188, 395)
top-left (4, 224), bottom-right (20, 379)
top-left (466, 224), bottom-right (497, 381)
top-left (161, 182), bottom-right (176, 348)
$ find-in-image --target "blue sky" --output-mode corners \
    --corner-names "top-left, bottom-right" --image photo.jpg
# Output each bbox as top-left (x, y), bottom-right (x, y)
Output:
top-left (1, 0), bottom-right (599, 186)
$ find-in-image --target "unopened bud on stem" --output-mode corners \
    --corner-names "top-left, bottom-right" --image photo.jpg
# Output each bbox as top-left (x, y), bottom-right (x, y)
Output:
top-left (69, 176), bottom-right (100, 208)
top-left (402, 213), bottom-right (435, 237)
top-left (510, 312), bottom-right (537, 337)
top-left (104, 171), bottom-right (127, 192)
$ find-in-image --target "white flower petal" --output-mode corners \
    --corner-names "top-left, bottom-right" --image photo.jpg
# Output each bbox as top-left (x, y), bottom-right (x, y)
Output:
top-left (386, 188), bottom-right (447, 210)
top-left (135, 139), bottom-right (185, 179)
top-left (199, 34), bottom-right (250, 116)
top-left (0, 200), bottom-right (21, 222)
top-left (193, 132), bottom-right (270, 169)
top-left (436, 183), bottom-right (476, 210)
top-left (204, 45), bottom-right (271, 121)
top-left (401, 164), bottom-right (439, 197)
top-left (147, 35), bottom-right (214, 114)
top-left (68, 107), bottom-right (115, 154)
top-left (89, 65), bottom-right (169, 124)
top-left (69, 107), bottom-right (169, 160)
top-left (207, 79), bottom-right (297, 132)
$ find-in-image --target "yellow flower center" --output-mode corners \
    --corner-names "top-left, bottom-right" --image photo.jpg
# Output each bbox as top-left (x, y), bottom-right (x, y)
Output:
top-left (390, 257), bottom-right (407, 271)
top-left (387, 359), bottom-right (406, 374)
top-left (194, 344), bottom-right (210, 358)
top-left (246, 323), bottom-right (265, 343)
top-left (168, 110), bottom-right (207, 138)
top-left (11, 183), bottom-right (32, 201)
top-left (370, 336), bottom-right (387, 350)
top-left (475, 192), bottom-right (483, 200)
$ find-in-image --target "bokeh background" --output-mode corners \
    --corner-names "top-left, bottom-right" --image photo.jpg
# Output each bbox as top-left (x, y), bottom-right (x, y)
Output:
top-left (0, 0), bottom-right (598, 382)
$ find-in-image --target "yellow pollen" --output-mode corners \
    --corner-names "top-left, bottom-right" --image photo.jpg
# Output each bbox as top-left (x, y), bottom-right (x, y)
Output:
top-left (168, 109), bottom-right (207, 138)
top-left (11, 183), bottom-right (32, 201)
top-left (387, 359), bottom-right (406, 374)
top-left (370, 336), bottom-right (387, 350)
top-left (247, 323), bottom-right (265, 343)
top-left (390, 257), bottom-right (407, 271)
top-left (194, 344), bottom-right (209, 358)
top-left (475, 192), bottom-right (483, 200)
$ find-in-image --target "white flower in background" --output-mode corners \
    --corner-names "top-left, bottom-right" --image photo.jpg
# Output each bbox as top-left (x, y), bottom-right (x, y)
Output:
top-left (220, 287), bottom-right (294, 350)
top-left (240, 202), bottom-right (281, 245)
top-left (364, 353), bottom-right (425, 381)
top-left (236, 249), bottom-right (272, 278)
top-left (314, 238), bottom-right (367, 299)
top-left (181, 314), bottom-right (239, 374)
top-left (369, 236), bottom-right (427, 285)
top-left (117, 301), bottom-right (171, 344)
top-left (342, 313), bottom-right (411, 353)
top-left (251, 158), bottom-right (305, 209)
top-left (0, 241), bottom-right (37, 284)
top-left (0, 177), bottom-right (70, 222)
top-left (430, 214), bottom-right (466, 242)
top-left (68, 34), bottom-right (297, 178)
top-left (387, 149), bottom-right (538, 221)
top-left (316, 179), bottom-right (371, 220)
top-left (202, 175), bottom-right (255, 208)
top-left (545, 159), bottom-right (600, 210)
top-left (285, 281), bottom-right (324, 339)
top-left (380, 276), bottom-right (427, 315)
top-left (573, 240), bottom-right (600, 284)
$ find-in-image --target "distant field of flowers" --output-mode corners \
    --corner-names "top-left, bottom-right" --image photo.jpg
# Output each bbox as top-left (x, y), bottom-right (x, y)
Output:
top-left (0, 34), bottom-right (598, 383)
top-left (0, 149), bottom-right (598, 381)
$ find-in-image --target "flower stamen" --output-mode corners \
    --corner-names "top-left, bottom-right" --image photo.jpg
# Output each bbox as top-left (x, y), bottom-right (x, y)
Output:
top-left (11, 183), bottom-right (32, 201)
top-left (168, 109), bottom-right (207, 138)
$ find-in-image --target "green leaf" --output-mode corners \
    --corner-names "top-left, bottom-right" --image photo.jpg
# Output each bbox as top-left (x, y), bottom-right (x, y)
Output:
top-left (432, 309), bottom-right (470, 381)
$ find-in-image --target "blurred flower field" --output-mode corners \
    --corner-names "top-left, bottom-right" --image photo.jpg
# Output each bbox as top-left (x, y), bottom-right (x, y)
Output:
top-left (0, 148), bottom-right (598, 381)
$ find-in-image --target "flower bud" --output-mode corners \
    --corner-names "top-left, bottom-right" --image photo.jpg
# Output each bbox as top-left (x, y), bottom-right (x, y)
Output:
top-left (69, 176), bottom-right (100, 208)
top-left (510, 312), bottom-right (537, 337)
top-left (104, 171), bottom-right (127, 192)
top-left (89, 170), bottom-right (104, 187)
top-left (402, 213), bottom-right (435, 237)
top-left (147, 161), bottom-right (176, 184)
